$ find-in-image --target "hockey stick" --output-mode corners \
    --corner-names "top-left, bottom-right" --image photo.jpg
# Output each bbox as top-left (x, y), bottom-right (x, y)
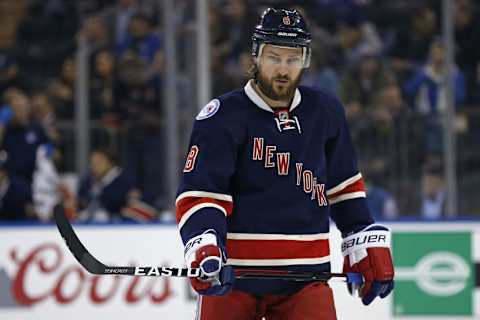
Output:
top-left (54, 205), bottom-right (362, 284)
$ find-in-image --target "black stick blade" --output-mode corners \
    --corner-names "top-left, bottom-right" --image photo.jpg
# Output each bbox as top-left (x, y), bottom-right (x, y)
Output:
top-left (53, 204), bottom-right (106, 274)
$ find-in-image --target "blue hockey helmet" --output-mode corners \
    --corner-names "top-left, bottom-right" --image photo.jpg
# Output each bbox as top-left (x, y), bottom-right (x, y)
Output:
top-left (252, 8), bottom-right (311, 68)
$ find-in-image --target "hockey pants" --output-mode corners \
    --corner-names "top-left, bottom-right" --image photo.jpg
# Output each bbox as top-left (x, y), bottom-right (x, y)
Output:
top-left (195, 282), bottom-right (337, 319)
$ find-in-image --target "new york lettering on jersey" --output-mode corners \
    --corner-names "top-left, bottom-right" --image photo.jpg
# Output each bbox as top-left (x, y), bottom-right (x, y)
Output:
top-left (176, 80), bottom-right (371, 294)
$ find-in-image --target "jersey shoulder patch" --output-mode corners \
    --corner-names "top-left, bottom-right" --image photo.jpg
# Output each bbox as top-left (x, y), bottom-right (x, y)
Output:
top-left (196, 99), bottom-right (220, 120)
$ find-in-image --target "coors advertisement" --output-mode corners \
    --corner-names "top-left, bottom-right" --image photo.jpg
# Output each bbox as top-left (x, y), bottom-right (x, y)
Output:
top-left (0, 225), bottom-right (196, 320)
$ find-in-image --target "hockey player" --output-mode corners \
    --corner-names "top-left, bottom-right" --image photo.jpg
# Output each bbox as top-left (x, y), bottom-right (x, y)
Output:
top-left (176, 8), bottom-right (394, 319)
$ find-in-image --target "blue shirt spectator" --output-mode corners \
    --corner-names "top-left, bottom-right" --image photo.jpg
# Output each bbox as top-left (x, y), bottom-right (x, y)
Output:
top-left (116, 13), bottom-right (161, 65)
top-left (404, 40), bottom-right (466, 115)
top-left (366, 184), bottom-right (399, 220)
top-left (1, 88), bottom-right (50, 183)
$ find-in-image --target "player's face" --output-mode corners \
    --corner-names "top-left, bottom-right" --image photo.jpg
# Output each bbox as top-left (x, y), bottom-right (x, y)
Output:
top-left (257, 45), bottom-right (304, 101)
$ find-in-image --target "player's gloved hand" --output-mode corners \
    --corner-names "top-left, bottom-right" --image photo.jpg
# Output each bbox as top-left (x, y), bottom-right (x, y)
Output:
top-left (184, 229), bottom-right (235, 296)
top-left (341, 224), bottom-right (394, 305)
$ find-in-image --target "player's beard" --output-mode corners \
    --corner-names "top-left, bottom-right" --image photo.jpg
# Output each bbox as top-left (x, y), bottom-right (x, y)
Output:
top-left (256, 69), bottom-right (303, 102)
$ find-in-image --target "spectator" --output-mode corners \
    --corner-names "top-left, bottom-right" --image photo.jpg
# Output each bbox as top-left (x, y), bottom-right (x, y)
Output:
top-left (101, 0), bottom-right (159, 48)
top-left (454, 0), bottom-right (480, 104)
top-left (115, 52), bottom-right (164, 206)
top-left (405, 39), bottom-right (466, 113)
top-left (358, 84), bottom-right (408, 159)
top-left (31, 92), bottom-right (59, 143)
top-left (90, 50), bottom-right (116, 121)
top-left (334, 8), bottom-right (383, 70)
top-left (78, 15), bottom-right (111, 51)
top-left (404, 39), bottom-right (466, 154)
top-left (365, 0), bottom-right (424, 38)
top-left (47, 57), bottom-right (76, 170)
top-left (32, 144), bottom-right (74, 221)
top-left (355, 84), bottom-right (423, 215)
top-left (223, 0), bottom-right (257, 62)
top-left (90, 50), bottom-right (120, 150)
top-left (420, 161), bottom-right (446, 219)
top-left (366, 181), bottom-right (399, 220)
top-left (47, 57), bottom-right (76, 120)
top-left (116, 12), bottom-right (164, 96)
top-left (389, 5), bottom-right (438, 80)
top-left (77, 148), bottom-right (157, 222)
top-left (208, 3), bottom-right (231, 61)
top-left (15, 0), bottom-right (77, 90)
top-left (116, 13), bottom-right (161, 66)
top-left (0, 88), bottom-right (50, 183)
top-left (106, 0), bottom-right (138, 46)
top-left (29, 91), bottom-right (72, 180)
top-left (211, 48), bottom-right (236, 97)
top-left (309, 0), bottom-right (370, 32)
top-left (0, 150), bottom-right (34, 220)
top-left (226, 50), bottom-right (252, 89)
top-left (377, 85), bottom-right (417, 143)
top-left (301, 45), bottom-right (340, 96)
top-left (370, 84), bottom-right (406, 129)
top-left (455, 0), bottom-right (480, 64)
top-left (115, 52), bottom-right (160, 116)
top-left (340, 53), bottom-right (396, 125)
top-left (0, 50), bottom-right (21, 95)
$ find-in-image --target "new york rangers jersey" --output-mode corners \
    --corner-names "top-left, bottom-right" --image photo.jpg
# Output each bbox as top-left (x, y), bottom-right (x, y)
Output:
top-left (176, 80), bottom-right (374, 294)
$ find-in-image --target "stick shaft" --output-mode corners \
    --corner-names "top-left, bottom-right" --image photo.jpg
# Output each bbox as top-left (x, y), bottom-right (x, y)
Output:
top-left (54, 205), bottom-right (362, 284)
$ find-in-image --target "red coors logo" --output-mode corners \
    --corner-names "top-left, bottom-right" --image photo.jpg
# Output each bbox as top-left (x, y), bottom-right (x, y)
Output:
top-left (9, 243), bottom-right (172, 305)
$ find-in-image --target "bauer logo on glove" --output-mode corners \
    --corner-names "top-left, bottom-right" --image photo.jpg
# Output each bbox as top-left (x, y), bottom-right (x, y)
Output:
top-left (342, 231), bottom-right (389, 253)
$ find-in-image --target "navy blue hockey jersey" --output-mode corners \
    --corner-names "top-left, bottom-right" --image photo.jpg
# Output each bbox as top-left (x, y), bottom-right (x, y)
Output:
top-left (176, 80), bottom-right (374, 294)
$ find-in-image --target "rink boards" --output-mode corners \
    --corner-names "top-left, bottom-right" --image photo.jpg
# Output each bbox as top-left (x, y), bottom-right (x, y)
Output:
top-left (0, 221), bottom-right (478, 320)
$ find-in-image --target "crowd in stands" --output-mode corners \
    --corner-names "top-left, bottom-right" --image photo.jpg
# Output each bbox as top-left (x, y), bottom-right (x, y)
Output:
top-left (0, 0), bottom-right (479, 222)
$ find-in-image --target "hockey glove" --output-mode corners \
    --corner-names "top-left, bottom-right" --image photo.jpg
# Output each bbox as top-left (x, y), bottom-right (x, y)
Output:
top-left (341, 224), bottom-right (394, 305)
top-left (184, 230), bottom-right (235, 296)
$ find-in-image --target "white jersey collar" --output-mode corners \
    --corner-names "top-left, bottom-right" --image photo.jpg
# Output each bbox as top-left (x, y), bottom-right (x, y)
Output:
top-left (244, 79), bottom-right (301, 113)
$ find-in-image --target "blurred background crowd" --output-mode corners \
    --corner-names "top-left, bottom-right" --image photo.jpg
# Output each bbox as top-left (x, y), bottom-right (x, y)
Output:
top-left (0, 0), bottom-right (478, 223)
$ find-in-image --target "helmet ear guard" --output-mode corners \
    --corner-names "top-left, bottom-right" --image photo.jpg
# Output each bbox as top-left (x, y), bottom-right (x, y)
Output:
top-left (302, 46), bottom-right (311, 68)
top-left (251, 8), bottom-right (312, 69)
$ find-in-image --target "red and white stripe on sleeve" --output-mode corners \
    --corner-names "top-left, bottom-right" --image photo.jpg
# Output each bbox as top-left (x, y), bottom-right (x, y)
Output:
top-left (176, 191), bottom-right (233, 229)
top-left (327, 173), bottom-right (366, 205)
